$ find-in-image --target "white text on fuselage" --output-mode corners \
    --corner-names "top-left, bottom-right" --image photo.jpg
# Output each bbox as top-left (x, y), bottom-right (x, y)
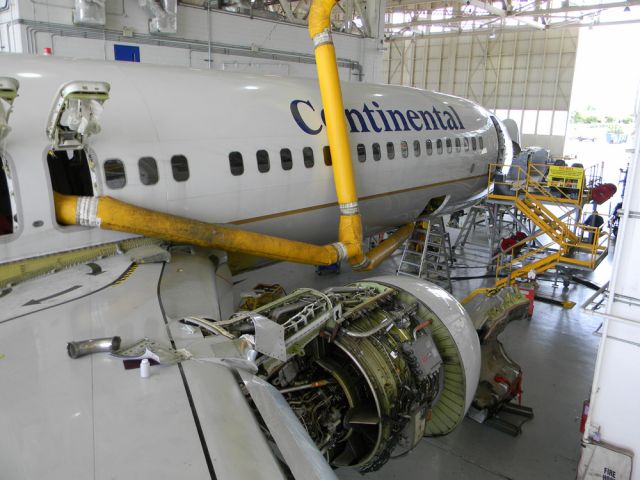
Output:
top-left (290, 100), bottom-right (466, 135)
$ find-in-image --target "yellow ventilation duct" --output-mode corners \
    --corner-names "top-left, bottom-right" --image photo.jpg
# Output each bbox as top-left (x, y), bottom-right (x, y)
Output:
top-left (308, 0), bottom-right (368, 269)
top-left (54, 192), bottom-right (412, 272)
top-left (54, 193), bottom-right (340, 266)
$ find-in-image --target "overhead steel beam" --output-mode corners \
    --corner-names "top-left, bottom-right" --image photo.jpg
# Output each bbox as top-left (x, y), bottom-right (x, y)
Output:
top-left (468, 0), bottom-right (546, 29)
top-left (512, 0), bottom-right (640, 15)
top-left (387, 14), bottom-right (504, 28)
top-left (386, 0), bottom-right (640, 30)
top-left (386, 0), bottom-right (640, 15)
top-left (386, 16), bottom-right (640, 38)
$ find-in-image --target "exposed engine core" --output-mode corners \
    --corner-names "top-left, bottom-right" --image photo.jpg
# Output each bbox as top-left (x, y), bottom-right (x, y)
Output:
top-left (213, 276), bottom-right (480, 472)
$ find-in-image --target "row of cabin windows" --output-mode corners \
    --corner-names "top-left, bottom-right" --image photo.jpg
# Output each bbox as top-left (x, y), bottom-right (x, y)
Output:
top-left (357, 136), bottom-right (483, 162)
top-left (103, 134), bottom-right (485, 188)
top-left (227, 135), bottom-right (484, 176)
top-left (103, 155), bottom-right (189, 189)
top-left (229, 147), bottom-right (327, 176)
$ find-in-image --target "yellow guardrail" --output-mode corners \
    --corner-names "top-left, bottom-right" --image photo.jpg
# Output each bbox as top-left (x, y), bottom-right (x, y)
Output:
top-left (527, 163), bottom-right (585, 206)
top-left (560, 219), bottom-right (610, 270)
top-left (487, 163), bottom-right (526, 200)
top-left (494, 229), bottom-right (557, 284)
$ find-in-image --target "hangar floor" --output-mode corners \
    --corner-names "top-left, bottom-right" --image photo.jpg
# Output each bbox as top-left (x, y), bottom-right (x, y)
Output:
top-left (232, 237), bottom-right (610, 480)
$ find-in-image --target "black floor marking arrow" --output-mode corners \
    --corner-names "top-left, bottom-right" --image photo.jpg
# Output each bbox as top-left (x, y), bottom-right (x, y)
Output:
top-left (86, 262), bottom-right (105, 276)
top-left (23, 285), bottom-right (82, 306)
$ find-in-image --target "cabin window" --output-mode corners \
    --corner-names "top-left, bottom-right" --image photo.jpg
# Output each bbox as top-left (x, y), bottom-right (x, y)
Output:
top-left (47, 149), bottom-right (94, 196)
top-left (386, 142), bottom-right (395, 160)
top-left (479, 136), bottom-right (484, 150)
top-left (400, 141), bottom-right (408, 158)
top-left (471, 137), bottom-right (477, 151)
top-left (413, 140), bottom-right (421, 157)
top-left (229, 151), bottom-right (244, 176)
top-left (0, 156), bottom-right (14, 236)
top-left (464, 137), bottom-right (469, 151)
top-left (455, 138), bottom-right (461, 153)
top-left (426, 140), bottom-right (433, 156)
top-left (446, 138), bottom-right (452, 154)
top-left (372, 143), bottom-right (381, 161)
top-left (323, 146), bottom-right (332, 166)
top-left (436, 139), bottom-right (443, 155)
top-left (138, 157), bottom-right (158, 185)
top-left (104, 159), bottom-right (126, 189)
top-left (257, 150), bottom-right (270, 173)
top-left (280, 148), bottom-right (293, 171)
top-left (303, 147), bottom-right (314, 168)
top-left (357, 144), bottom-right (366, 163)
top-left (171, 155), bottom-right (190, 181)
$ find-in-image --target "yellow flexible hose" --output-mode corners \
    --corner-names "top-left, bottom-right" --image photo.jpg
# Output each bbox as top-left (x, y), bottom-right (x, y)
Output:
top-left (308, 0), bottom-right (367, 267)
top-left (54, 193), bottom-right (339, 266)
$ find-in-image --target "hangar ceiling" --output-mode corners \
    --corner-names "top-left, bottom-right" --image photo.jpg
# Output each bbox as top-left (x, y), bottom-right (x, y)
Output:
top-left (385, 0), bottom-right (640, 37)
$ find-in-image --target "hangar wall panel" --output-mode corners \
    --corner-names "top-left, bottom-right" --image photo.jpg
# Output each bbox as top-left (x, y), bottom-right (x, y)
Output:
top-left (584, 109), bottom-right (640, 479)
top-left (1, 0), bottom-right (384, 82)
top-left (384, 28), bottom-right (579, 155)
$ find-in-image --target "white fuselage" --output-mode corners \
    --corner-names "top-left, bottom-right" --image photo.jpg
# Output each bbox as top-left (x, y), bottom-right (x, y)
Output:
top-left (0, 54), bottom-right (505, 264)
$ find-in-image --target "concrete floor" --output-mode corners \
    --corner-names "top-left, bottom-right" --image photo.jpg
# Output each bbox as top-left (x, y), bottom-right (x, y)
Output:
top-left (232, 238), bottom-right (609, 480)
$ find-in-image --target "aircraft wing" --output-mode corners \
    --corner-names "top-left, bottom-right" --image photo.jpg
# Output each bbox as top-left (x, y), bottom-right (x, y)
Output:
top-left (0, 252), bottom-right (337, 480)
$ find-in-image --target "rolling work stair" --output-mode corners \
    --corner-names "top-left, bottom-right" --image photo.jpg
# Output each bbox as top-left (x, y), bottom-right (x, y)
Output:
top-left (464, 163), bottom-right (610, 304)
top-left (514, 195), bottom-right (579, 250)
top-left (397, 218), bottom-right (453, 291)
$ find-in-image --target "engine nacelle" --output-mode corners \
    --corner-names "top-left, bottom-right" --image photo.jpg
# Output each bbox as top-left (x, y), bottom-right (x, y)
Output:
top-left (215, 275), bottom-right (480, 472)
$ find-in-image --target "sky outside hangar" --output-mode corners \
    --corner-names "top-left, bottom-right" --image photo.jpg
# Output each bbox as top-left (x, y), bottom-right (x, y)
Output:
top-left (290, 99), bottom-right (467, 135)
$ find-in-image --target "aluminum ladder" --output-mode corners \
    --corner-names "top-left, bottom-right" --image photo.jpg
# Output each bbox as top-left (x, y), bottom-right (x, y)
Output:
top-left (397, 218), bottom-right (453, 291)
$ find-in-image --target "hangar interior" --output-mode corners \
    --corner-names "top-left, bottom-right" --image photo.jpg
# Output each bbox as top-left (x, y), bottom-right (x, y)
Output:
top-left (1, 0), bottom-right (639, 478)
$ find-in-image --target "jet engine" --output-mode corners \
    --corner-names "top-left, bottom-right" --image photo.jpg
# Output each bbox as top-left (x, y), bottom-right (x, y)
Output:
top-left (210, 275), bottom-right (480, 472)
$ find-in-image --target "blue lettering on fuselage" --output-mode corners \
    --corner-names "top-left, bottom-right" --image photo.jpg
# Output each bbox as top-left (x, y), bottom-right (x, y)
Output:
top-left (290, 99), bottom-right (323, 135)
top-left (290, 99), bottom-right (465, 135)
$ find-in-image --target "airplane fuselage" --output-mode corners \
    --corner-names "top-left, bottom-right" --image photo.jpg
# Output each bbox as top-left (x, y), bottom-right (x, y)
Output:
top-left (0, 54), bottom-right (506, 265)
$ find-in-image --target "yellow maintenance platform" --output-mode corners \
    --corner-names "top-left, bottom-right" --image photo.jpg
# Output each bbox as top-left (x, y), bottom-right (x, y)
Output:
top-left (464, 162), bottom-right (610, 304)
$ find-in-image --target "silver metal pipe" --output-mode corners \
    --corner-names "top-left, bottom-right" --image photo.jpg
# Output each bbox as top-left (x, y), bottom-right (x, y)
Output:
top-left (342, 317), bottom-right (392, 338)
top-left (279, 379), bottom-right (333, 394)
top-left (67, 336), bottom-right (121, 358)
top-left (271, 301), bottom-right (310, 321)
top-left (323, 286), bottom-right (369, 294)
top-left (207, 0), bottom-right (212, 69)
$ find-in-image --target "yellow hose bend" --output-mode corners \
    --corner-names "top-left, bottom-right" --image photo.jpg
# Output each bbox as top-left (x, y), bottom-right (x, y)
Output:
top-left (354, 223), bottom-right (415, 272)
top-left (308, 0), bottom-right (337, 38)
